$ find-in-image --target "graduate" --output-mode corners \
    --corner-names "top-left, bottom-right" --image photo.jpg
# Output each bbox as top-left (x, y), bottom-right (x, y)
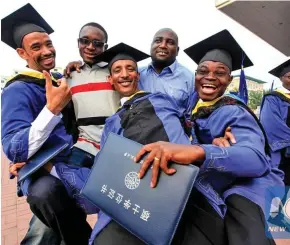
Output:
top-left (51, 42), bottom-right (196, 244)
top-left (50, 42), bottom-right (238, 244)
top-left (135, 30), bottom-right (282, 245)
top-left (1, 4), bottom-right (92, 244)
top-left (260, 59), bottom-right (290, 185)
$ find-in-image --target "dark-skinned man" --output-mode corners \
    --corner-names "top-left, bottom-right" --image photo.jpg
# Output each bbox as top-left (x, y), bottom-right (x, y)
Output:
top-left (260, 59), bottom-right (290, 185)
top-left (135, 30), bottom-right (281, 245)
top-left (1, 4), bottom-right (91, 245)
top-left (139, 28), bottom-right (195, 118)
top-left (65, 22), bottom-right (120, 168)
top-left (65, 28), bottom-right (195, 119)
top-left (7, 21), bottom-right (121, 245)
top-left (44, 43), bottom-right (236, 245)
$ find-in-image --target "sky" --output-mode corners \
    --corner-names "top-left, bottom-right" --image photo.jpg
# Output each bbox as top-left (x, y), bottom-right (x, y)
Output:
top-left (0, 0), bottom-right (288, 88)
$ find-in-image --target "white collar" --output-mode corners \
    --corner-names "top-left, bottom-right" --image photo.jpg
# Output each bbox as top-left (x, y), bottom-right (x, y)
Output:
top-left (120, 97), bottom-right (129, 106)
top-left (81, 61), bottom-right (108, 70)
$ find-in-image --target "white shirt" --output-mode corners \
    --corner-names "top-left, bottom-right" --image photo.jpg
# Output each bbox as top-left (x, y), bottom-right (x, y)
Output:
top-left (28, 106), bottom-right (62, 159)
top-left (120, 97), bottom-right (129, 106)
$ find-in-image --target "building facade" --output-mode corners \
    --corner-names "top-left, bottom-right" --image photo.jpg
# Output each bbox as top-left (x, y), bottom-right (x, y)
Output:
top-left (227, 75), bottom-right (266, 93)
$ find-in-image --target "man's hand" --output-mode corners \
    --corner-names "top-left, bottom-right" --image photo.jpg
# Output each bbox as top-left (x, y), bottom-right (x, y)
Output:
top-left (212, 127), bottom-right (236, 147)
top-left (43, 162), bottom-right (54, 172)
top-left (64, 61), bottom-right (82, 78)
top-left (44, 70), bottom-right (72, 115)
top-left (135, 142), bottom-right (205, 188)
top-left (9, 162), bottom-right (26, 176)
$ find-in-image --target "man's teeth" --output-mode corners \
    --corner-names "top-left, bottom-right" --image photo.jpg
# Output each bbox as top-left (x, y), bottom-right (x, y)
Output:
top-left (202, 84), bottom-right (217, 88)
top-left (158, 52), bottom-right (167, 55)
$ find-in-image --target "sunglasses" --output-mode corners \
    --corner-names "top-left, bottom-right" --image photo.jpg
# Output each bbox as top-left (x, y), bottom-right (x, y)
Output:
top-left (78, 38), bottom-right (107, 48)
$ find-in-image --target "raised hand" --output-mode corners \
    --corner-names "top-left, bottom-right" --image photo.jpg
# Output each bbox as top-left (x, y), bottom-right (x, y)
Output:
top-left (44, 70), bottom-right (72, 115)
top-left (63, 60), bottom-right (82, 78)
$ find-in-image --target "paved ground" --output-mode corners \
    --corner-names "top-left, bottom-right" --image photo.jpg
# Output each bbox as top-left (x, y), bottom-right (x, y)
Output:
top-left (1, 151), bottom-right (289, 245)
top-left (1, 152), bottom-right (97, 245)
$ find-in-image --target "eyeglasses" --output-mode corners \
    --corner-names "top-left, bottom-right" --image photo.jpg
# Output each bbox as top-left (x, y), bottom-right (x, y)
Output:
top-left (78, 38), bottom-right (107, 48)
top-left (196, 69), bottom-right (230, 79)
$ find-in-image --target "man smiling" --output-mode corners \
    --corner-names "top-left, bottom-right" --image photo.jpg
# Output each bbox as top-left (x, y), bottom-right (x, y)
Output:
top-left (65, 28), bottom-right (196, 118)
top-left (46, 43), bottom-right (192, 244)
top-left (46, 42), bottom-right (233, 245)
top-left (138, 28), bottom-right (196, 118)
top-left (65, 22), bottom-right (120, 167)
top-left (1, 3), bottom-right (92, 245)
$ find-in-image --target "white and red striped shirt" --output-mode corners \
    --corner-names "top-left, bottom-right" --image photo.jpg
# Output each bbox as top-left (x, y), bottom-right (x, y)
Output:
top-left (68, 63), bottom-right (120, 155)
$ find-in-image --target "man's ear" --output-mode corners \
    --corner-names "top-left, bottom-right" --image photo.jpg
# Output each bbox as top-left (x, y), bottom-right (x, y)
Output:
top-left (107, 75), bottom-right (113, 85)
top-left (227, 75), bottom-right (233, 86)
top-left (16, 48), bottom-right (28, 61)
top-left (104, 44), bottom-right (108, 51)
top-left (136, 72), bottom-right (140, 82)
top-left (176, 46), bottom-right (179, 56)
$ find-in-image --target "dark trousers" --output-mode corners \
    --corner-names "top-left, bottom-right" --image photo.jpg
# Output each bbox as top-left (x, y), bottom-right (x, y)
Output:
top-left (26, 171), bottom-right (92, 245)
top-left (94, 190), bottom-right (225, 245)
top-left (20, 215), bottom-right (61, 245)
top-left (279, 155), bottom-right (290, 186)
top-left (173, 190), bottom-right (225, 245)
top-left (21, 147), bottom-right (95, 245)
top-left (225, 194), bottom-right (276, 245)
top-left (67, 146), bottom-right (95, 168)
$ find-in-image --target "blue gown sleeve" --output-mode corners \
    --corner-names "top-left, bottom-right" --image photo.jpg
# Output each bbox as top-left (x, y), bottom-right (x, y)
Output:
top-left (100, 123), bottom-right (109, 149)
top-left (260, 96), bottom-right (290, 151)
top-left (184, 78), bottom-right (197, 120)
top-left (149, 94), bottom-right (191, 145)
top-left (100, 115), bottom-right (122, 149)
top-left (198, 105), bottom-right (270, 178)
top-left (1, 82), bottom-right (33, 162)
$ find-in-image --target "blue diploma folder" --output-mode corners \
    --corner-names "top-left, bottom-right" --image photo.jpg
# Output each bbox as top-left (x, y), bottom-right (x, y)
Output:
top-left (81, 133), bottom-right (199, 245)
top-left (18, 137), bottom-right (69, 182)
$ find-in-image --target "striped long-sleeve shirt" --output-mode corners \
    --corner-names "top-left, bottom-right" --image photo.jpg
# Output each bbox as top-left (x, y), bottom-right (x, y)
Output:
top-left (68, 63), bottom-right (120, 155)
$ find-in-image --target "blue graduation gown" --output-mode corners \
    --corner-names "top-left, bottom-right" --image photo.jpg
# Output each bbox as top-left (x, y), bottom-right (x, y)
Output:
top-left (54, 91), bottom-right (191, 244)
top-left (260, 91), bottom-right (290, 182)
top-left (191, 95), bottom-right (284, 218)
top-left (92, 92), bottom-right (191, 243)
top-left (100, 91), bottom-right (191, 146)
top-left (1, 73), bottom-right (73, 196)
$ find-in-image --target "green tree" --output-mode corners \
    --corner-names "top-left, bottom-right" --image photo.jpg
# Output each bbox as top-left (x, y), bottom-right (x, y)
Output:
top-left (248, 90), bottom-right (264, 110)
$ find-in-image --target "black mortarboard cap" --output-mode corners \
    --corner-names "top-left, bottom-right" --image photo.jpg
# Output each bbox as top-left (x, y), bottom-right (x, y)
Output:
top-left (1, 3), bottom-right (54, 49)
top-left (269, 59), bottom-right (290, 78)
top-left (96, 43), bottom-right (150, 70)
top-left (184, 29), bottom-right (253, 71)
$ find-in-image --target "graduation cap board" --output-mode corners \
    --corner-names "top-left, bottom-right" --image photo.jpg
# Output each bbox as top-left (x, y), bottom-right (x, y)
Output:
top-left (1, 3), bottom-right (54, 49)
top-left (95, 42), bottom-right (150, 70)
top-left (184, 29), bottom-right (253, 72)
top-left (269, 59), bottom-right (290, 78)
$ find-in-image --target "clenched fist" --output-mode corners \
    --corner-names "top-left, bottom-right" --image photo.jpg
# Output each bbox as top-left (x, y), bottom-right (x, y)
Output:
top-left (44, 70), bottom-right (72, 115)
